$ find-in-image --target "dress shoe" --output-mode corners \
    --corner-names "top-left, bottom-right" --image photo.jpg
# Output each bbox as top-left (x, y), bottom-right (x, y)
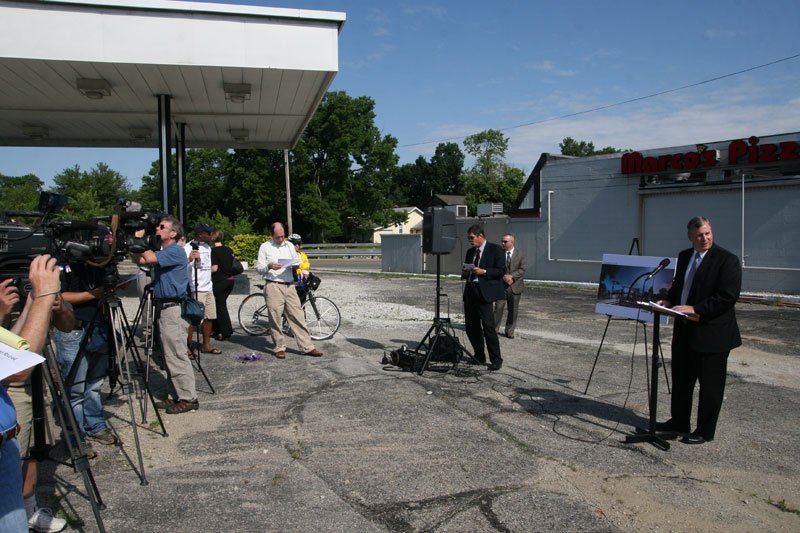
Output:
top-left (487, 363), bottom-right (502, 371)
top-left (681, 432), bottom-right (712, 445)
top-left (655, 420), bottom-right (689, 434)
top-left (304, 349), bottom-right (323, 357)
top-left (275, 351), bottom-right (286, 359)
top-left (506, 333), bottom-right (514, 339)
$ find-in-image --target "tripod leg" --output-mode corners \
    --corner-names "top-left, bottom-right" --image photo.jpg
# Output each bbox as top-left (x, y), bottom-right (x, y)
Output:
top-left (42, 344), bottom-right (107, 529)
top-left (108, 302), bottom-right (149, 486)
top-left (117, 295), bottom-right (168, 435)
top-left (584, 315), bottom-right (613, 394)
top-left (190, 344), bottom-right (216, 394)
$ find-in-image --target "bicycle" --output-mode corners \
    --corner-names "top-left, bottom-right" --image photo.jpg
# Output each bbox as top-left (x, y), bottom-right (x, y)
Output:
top-left (238, 274), bottom-right (341, 341)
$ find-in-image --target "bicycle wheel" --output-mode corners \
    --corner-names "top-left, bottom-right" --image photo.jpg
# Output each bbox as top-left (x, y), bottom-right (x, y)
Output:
top-left (238, 293), bottom-right (270, 335)
top-left (303, 295), bottom-right (340, 340)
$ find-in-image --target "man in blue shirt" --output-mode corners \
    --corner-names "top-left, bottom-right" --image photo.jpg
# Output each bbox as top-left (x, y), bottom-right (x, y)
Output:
top-left (132, 217), bottom-right (199, 415)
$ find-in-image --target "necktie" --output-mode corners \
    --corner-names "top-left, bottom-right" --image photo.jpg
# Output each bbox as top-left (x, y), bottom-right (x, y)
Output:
top-left (680, 252), bottom-right (700, 305)
top-left (506, 251), bottom-right (511, 272)
top-left (470, 248), bottom-right (481, 282)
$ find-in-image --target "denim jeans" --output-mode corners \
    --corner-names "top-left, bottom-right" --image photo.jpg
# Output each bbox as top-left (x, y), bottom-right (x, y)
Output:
top-left (52, 327), bottom-right (109, 439)
top-left (0, 438), bottom-right (27, 532)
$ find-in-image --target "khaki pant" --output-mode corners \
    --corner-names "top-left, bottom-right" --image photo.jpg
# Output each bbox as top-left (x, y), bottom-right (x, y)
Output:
top-left (158, 304), bottom-right (196, 401)
top-left (264, 282), bottom-right (314, 353)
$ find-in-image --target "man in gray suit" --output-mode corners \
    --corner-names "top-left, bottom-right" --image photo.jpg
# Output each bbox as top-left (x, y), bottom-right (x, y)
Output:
top-left (494, 234), bottom-right (527, 339)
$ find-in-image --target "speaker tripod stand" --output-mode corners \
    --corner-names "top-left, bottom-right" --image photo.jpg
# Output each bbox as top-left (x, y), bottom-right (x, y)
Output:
top-left (412, 254), bottom-right (474, 375)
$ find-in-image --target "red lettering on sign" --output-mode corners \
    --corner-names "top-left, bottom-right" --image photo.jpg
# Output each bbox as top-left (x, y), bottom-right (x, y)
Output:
top-left (683, 152), bottom-right (700, 169)
top-left (759, 144), bottom-right (777, 162)
top-left (702, 150), bottom-right (718, 167)
top-left (779, 142), bottom-right (798, 161)
top-left (621, 152), bottom-right (642, 173)
top-left (748, 136), bottom-right (760, 163)
top-left (729, 139), bottom-right (747, 164)
top-left (671, 153), bottom-right (683, 170)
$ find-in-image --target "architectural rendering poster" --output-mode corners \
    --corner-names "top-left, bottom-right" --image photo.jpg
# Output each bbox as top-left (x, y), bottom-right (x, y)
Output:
top-left (595, 254), bottom-right (677, 323)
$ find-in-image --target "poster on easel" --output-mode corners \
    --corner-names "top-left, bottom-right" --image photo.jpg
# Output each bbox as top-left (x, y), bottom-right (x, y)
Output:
top-left (595, 254), bottom-right (676, 323)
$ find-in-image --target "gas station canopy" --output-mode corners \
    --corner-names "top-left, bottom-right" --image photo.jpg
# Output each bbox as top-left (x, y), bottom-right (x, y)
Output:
top-left (0, 0), bottom-right (346, 149)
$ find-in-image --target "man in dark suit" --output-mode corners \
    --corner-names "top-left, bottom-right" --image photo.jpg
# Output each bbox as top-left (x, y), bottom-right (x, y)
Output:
top-left (462, 224), bottom-right (505, 370)
top-left (657, 216), bottom-right (742, 444)
top-left (494, 233), bottom-right (527, 339)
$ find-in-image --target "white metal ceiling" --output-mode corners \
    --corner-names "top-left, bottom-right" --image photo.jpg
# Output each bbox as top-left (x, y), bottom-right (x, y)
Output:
top-left (0, 0), bottom-right (345, 149)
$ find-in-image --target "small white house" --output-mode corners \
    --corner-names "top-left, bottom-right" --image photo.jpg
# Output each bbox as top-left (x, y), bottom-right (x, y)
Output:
top-left (372, 207), bottom-right (424, 243)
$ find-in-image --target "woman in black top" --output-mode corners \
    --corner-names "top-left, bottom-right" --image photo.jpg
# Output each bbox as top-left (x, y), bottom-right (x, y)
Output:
top-left (210, 228), bottom-right (236, 341)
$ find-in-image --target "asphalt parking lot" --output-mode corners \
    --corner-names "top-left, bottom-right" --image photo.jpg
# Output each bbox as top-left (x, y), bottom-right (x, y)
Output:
top-left (33, 267), bottom-right (800, 532)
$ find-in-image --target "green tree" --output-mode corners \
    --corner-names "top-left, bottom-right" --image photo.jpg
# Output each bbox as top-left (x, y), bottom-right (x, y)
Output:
top-left (290, 91), bottom-right (402, 242)
top-left (52, 163), bottom-right (131, 219)
top-left (0, 173), bottom-right (44, 215)
top-left (392, 142), bottom-right (465, 208)
top-left (559, 137), bottom-right (622, 157)
top-left (138, 149), bottom-right (233, 224)
top-left (463, 129), bottom-right (508, 180)
top-left (461, 129), bottom-right (523, 214)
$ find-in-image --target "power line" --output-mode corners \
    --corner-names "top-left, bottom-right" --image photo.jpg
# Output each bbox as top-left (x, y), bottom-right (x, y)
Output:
top-left (399, 52), bottom-right (800, 149)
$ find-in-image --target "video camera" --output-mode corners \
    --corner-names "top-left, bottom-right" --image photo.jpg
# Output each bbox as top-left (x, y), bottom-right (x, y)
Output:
top-left (1, 192), bottom-right (166, 284)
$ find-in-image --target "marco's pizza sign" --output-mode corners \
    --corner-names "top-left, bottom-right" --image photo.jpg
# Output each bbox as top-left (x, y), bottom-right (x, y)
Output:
top-left (621, 135), bottom-right (800, 175)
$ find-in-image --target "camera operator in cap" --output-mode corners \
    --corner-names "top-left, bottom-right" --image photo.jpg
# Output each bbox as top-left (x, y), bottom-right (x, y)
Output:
top-left (131, 217), bottom-right (199, 414)
top-left (184, 222), bottom-right (220, 355)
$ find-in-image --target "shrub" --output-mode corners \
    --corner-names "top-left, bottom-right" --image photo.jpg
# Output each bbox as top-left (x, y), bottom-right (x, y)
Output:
top-left (231, 234), bottom-right (269, 265)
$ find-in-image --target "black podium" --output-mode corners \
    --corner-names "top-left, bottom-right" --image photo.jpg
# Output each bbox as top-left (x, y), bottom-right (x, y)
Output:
top-left (617, 301), bottom-right (697, 451)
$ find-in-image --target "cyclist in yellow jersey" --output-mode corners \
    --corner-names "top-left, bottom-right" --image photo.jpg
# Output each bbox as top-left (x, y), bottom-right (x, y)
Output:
top-left (288, 234), bottom-right (310, 304)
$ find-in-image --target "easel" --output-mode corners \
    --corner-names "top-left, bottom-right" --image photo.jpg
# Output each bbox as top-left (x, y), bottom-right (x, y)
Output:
top-left (584, 239), bottom-right (671, 395)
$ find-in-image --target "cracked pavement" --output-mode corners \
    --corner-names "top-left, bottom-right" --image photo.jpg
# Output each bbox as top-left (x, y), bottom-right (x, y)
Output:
top-left (37, 268), bottom-right (800, 532)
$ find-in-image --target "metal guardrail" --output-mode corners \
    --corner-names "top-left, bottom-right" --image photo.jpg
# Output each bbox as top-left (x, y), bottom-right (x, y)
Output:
top-left (303, 244), bottom-right (381, 258)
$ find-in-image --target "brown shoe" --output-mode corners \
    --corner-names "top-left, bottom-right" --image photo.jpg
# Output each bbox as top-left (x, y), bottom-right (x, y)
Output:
top-left (275, 351), bottom-right (286, 359)
top-left (155, 397), bottom-right (176, 409)
top-left (304, 349), bottom-right (323, 357)
top-left (166, 399), bottom-right (199, 414)
top-left (506, 333), bottom-right (515, 339)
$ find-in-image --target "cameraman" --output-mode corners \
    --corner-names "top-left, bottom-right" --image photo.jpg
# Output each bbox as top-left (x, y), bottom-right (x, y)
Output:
top-left (54, 232), bottom-right (119, 451)
top-left (131, 216), bottom-right (199, 415)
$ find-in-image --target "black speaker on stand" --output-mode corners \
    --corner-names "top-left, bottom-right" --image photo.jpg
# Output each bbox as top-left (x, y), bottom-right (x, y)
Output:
top-left (413, 207), bottom-right (473, 374)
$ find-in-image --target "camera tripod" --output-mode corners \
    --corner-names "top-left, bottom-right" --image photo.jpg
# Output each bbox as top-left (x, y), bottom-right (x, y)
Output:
top-left (129, 280), bottom-right (215, 398)
top-left (29, 344), bottom-right (107, 532)
top-left (64, 268), bottom-right (167, 486)
top-left (412, 254), bottom-right (473, 375)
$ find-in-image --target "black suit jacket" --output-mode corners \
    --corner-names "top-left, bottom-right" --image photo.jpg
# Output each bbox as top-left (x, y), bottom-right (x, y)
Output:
top-left (666, 243), bottom-right (742, 353)
top-left (464, 242), bottom-right (506, 303)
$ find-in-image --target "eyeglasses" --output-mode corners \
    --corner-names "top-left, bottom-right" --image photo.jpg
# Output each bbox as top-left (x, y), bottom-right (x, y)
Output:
top-left (501, 240), bottom-right (510, 243)
top-left (467, 235), bottom-right (476, 240)
top-left (157, 224), bottom-right (170, 229)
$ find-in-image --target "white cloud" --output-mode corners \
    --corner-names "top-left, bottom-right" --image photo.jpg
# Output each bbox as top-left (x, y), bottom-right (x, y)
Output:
top-left (401, 3), bottom-right (447, 19)
top-left (504, 96), bottom-right (800, 171)
top-left (527, 60), bottom-right (576, 77)
top-left (703, 28), bottom-right (739, 39)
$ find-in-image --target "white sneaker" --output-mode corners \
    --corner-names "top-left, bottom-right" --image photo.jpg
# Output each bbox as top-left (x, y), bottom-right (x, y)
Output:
top-left (28, 507), bottom-right (67, 533)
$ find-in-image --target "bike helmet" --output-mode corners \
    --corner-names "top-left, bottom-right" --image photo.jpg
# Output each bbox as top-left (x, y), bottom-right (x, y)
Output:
top-left (288, 233), bottom-right (302, 244)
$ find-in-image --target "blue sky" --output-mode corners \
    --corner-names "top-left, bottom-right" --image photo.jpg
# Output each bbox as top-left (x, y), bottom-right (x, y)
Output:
top-left (2, 0), bottom-right (799, 191)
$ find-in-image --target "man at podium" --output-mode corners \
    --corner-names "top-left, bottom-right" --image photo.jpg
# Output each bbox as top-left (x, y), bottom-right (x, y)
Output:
top-left (656, 216), bottom-right (742, 445)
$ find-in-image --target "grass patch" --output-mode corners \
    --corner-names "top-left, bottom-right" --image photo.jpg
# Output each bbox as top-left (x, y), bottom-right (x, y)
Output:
top-left (768, 498), bottom-right (800, 515)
